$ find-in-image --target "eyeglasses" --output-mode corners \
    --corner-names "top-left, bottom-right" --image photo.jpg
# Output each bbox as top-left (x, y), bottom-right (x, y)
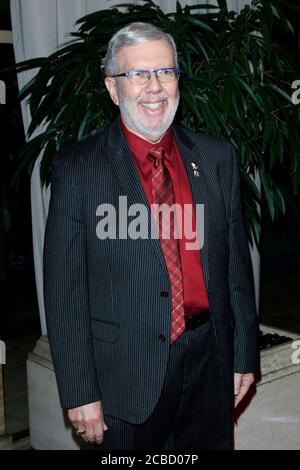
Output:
top-left (111, 67), bottom-right (181, 85)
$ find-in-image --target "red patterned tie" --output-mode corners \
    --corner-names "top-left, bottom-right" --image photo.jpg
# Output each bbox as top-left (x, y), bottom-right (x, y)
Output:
top-left (148, 146), bottom-right (185, 343)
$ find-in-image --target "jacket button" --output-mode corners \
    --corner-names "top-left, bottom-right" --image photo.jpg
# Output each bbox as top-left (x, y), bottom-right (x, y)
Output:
top-left (160, 291), bottom-right (169, 298)
top-left (159, 334), bottom-right (166, 342)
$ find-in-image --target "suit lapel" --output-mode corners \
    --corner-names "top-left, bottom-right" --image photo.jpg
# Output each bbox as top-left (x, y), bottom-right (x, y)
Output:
top-left (173, 126), bottom-right (211, 291)
top-left (105, 119), bottom-right (169, 280)
top-left (104, 119), bottom-right (211, 290)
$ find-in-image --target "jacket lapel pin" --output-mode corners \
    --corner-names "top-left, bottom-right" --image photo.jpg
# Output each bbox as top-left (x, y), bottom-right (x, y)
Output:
top-left (191, 162), bottom-right (200, 177)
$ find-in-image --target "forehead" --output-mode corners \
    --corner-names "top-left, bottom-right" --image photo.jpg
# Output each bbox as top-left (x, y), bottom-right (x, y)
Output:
top-left (116, 39), bottom-right (175, 71)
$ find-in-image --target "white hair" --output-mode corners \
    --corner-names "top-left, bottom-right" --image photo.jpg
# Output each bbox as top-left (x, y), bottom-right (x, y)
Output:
top-left (104, 22), bottom-right (178, 76)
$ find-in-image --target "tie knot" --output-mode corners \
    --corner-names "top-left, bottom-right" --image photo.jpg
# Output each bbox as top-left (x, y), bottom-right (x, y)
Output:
top-left (148, 146), bottom-right (165, 168)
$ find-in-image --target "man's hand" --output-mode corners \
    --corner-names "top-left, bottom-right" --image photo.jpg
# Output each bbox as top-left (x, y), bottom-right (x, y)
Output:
top-left (234, 373), bottom-right (254, 408)
top-left (67, 400), bottom-right (108, 445)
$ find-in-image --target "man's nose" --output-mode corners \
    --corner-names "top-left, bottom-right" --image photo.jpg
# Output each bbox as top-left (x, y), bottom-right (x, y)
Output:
top-left (144, 73), bottom-right (163, 93)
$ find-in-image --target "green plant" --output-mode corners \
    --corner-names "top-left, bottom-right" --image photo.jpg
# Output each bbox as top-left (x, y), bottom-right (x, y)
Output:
top-left (12, 0), bottom-right (300, 247)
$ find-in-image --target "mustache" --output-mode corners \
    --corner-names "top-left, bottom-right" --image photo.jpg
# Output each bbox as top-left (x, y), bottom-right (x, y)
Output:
top-left (137, 96), bottom-right (169, 104)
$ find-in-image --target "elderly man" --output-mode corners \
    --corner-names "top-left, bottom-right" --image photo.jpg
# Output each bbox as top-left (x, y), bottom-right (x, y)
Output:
top-left (44, 22), bottom-right (258, 450)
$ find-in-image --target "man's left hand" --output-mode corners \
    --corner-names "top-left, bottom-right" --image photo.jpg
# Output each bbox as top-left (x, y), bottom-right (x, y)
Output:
top-left (234, 373), bottom-right (254, 408)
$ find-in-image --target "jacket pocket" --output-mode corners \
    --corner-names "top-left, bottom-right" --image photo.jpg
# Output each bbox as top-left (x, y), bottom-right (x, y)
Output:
top-left (91, 319), bottom-right (120, 343)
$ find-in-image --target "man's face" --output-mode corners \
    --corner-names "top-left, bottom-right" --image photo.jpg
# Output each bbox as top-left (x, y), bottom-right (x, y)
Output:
top-left (105, 39), bottom-right (180, 142)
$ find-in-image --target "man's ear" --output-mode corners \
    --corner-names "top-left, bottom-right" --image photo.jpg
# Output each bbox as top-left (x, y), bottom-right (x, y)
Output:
top-left (104, 77), bottom-right (119, 106)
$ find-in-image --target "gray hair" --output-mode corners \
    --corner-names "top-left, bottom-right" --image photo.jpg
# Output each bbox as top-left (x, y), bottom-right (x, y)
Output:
top-left (104, 22), bottom-right (178, 76)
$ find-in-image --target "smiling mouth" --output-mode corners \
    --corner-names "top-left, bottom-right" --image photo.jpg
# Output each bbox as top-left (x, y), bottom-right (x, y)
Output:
top-left (140, 101), bottom-right (166, 110)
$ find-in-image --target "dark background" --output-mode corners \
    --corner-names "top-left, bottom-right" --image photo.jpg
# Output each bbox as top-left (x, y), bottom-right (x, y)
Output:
top-left (0, 0), bottom-right (40, 340)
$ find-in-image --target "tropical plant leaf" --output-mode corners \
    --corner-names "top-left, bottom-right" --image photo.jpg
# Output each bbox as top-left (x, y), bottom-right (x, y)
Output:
top-left (40, 138), bottom-right (57, 186)
top-left (11, 0), bottom-right (300, 247)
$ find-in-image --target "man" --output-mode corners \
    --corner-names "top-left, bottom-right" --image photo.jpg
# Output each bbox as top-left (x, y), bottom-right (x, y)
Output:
top-left (44, 22), bottom-right (258, 450)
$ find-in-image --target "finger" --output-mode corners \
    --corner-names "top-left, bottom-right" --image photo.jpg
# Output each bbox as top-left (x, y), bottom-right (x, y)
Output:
top-left (94, 419), bottom-right (108, 445)
top-left (73, 426), bottom-right (86, 436)
top-left (82, 422), bottom-right (96, 443)
top-left (234, 374), bottom-right (242, 396)
top-left (83, 418), bottom-right (106, 444)
top-left (68, 415), bottom-right (79, 428)
top-left (239, 380), bottom-right (252, 398)
top-left (72, 420), bottom-right (85, 434)
top-left (234, 381), bottom-right (253, 407)
top-left (234, 389), bottom-right (247, 407)
top-left (82, 433), bottom-right (94, 443)
top-left (234, 392), bottom-right (243, 408)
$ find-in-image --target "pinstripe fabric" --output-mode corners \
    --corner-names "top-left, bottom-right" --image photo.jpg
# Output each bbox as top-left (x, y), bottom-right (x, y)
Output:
top-left (43, 117), bottom-right (258, 424)
top-left (97, 323), bottom-right (233, 450)
top-left (173, 126), bottom-right (258, 374)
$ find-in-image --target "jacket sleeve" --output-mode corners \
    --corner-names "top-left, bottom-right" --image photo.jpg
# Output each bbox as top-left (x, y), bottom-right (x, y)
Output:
top-left (43, 154), bottom-right (101, 409)
top-left (227, 145), bottom-right (259, 373)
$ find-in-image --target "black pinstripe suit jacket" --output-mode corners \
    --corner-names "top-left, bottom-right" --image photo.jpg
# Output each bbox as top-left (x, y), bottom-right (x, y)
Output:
top-left (43, 117), bottom-right (258, 423)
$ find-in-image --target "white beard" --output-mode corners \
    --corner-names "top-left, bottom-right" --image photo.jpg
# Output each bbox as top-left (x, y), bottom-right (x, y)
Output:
top-left (116, 84), bottom-right (180, 143)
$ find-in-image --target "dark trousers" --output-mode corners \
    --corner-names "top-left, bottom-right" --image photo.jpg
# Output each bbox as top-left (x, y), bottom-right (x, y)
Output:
top-left (96, 321), bottom-right (233, 450)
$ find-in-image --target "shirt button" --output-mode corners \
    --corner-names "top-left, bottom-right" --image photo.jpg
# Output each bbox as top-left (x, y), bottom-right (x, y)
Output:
top-left (159, 334), bottom-right (166, 342)
top-left (160, 291), bottom-right (169, 298)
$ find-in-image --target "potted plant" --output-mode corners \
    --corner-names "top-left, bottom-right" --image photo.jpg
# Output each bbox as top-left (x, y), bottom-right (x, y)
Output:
top-left (12, 0), bottom-right (300, 247)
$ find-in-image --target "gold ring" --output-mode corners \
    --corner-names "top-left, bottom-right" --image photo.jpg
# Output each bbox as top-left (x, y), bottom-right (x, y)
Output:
top-left (74, 427), bottom-right (86, 436)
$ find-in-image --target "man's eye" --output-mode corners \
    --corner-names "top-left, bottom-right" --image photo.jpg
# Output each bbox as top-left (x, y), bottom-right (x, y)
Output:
top-left (131, 71), bottom-right (146, 79)
top-left (160, 69), bottom-right (174, 76)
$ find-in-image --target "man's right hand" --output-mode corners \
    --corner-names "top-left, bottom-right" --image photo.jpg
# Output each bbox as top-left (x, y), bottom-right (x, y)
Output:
top-left (67, 400), bottom-right (108, 445)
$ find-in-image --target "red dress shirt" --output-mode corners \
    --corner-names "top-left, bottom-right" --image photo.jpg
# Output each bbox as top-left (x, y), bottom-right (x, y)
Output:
top-left (120, 119), bottom-right (209, 315)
